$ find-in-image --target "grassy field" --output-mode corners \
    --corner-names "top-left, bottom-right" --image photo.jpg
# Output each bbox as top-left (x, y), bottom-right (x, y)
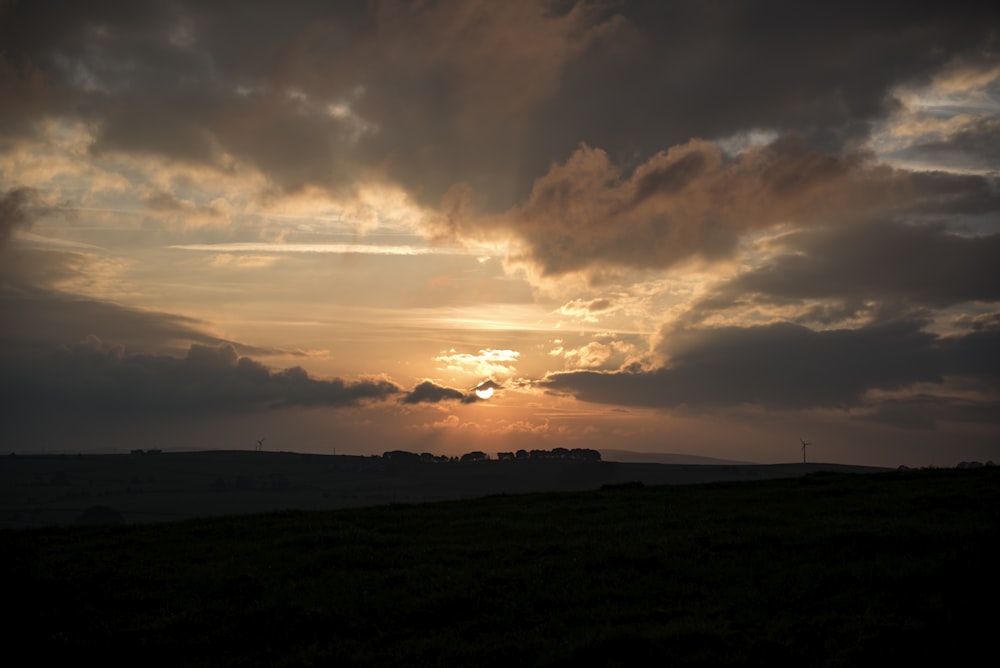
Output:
top-left (3, 466), bottom-right (998, 666)
top-left (0, 450), bottom-right (888, 526)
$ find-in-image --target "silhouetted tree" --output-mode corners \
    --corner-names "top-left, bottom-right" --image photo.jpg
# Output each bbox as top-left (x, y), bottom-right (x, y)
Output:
top-left (461, 451), bottom-right (488, 462)
top-left (383, 450), bottom-right (420, 463)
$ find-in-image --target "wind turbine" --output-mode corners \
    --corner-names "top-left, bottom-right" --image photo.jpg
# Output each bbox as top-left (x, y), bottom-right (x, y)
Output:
top-left (800, 437), bottom-right (811, 464)
top-left (256, 438), bottom-right (265, 452)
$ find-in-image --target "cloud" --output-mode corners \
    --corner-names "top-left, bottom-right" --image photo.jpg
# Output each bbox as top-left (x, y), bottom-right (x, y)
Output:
top-left (0, 0), bottom-right (624, 203)
top-left (907, 117), bottom-right (1000, 170)
top-left (515, 1), bottom-right (1000, 186)
top-left (488, 136), bottom-right (1000, 277)
top-left (401, 380), bottom-right (477, 404)
top-left (0, 339), bottom-right (402, 420)
top-left (875, 58), bottom-right (1000, 169)
top-left (0, 289), bottom-right (253, 356)
top-left (434, 348), bottom-right (519, 378)
top-left (562, 340), bottom-right (637, 371)
top-left (541, 317), bottom-right (1000, 416)
top-left (0, 187), bottom-right (39, 248)
top-left (558, 297), bottom-right (616, 322)
top-left (0, 189), bottom-right (97, 292)
top-left (693, 221), bottom-right (1000, 323)
top-left (172, 242), bottom-right (482, 256)
top-left (854, 392), bottom-right (1000, 430)
top-left (3, 1), bottom-right (996, 212)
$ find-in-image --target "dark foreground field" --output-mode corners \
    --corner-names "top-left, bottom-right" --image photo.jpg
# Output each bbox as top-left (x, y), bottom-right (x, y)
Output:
top-left (0, 450), bottom-right (888, 526)
top-left (3, 466), bottom-right (998, 666)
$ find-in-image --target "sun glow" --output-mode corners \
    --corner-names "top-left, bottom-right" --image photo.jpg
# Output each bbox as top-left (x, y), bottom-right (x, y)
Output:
top-left (474, 386), bottom-right (495, 400)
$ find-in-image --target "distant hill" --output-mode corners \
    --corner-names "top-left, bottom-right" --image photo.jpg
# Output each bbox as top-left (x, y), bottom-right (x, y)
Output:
top-left (0, 450), bottom-right (889, 526)
top-left (600, 449), bottom-right (755, 465)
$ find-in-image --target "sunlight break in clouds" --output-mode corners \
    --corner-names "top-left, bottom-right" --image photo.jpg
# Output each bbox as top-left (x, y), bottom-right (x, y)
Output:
top-left (435, 348), bottom-right (520, 381)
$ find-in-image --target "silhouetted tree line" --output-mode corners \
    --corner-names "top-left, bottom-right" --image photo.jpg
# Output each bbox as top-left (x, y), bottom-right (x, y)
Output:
top-left (380, 447), bottom-right (601, 464)
top-left (488, 447), bottom-right (604, 462)
top-left (382, 450), bottom-right (452, 463)
top-left (509, 447), bottom-right (602, 462)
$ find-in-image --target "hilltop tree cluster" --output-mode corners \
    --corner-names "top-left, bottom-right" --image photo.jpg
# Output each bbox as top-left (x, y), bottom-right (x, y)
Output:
top-left (498, 448), bottom-right (602, 462)
top-left (382, 451), bottom-right (452, 464)
top-left (382, 448), bottom-right (601, 463)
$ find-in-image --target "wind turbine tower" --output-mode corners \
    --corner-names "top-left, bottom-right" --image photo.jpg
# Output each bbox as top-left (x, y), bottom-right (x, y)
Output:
top-left (800, 438), bottom-right (811, 464)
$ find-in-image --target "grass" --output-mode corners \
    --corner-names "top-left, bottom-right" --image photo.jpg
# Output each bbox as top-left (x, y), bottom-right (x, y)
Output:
top-left (3, 467), bottom-right (998, 666)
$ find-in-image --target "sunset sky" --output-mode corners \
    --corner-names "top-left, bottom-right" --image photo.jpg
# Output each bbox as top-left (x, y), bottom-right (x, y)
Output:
top-left (2, 0), bottom-right (998, 466)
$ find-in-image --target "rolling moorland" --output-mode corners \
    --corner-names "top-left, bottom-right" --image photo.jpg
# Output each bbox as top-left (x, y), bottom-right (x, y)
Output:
top-left (0, 449), bottom-right (888, 526)
top-left (1, 451), bottom-right (998, 665)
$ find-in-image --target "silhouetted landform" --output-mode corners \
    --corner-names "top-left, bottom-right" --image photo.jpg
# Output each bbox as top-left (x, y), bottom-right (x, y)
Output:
top-left (0, 450), bottom-right (892, 526)
top-left (601, 449), bottom-right (754, 465)
top-left (74, 504), bottom-right (125, 525)
top-left (3, 467), bottom-right (997, 666)
top-left (384, 447), bottom-right (603, 463)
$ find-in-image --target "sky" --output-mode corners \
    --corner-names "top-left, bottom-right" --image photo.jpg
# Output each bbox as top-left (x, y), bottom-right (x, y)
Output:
top-left (1, 0), bottom-right (999, 467)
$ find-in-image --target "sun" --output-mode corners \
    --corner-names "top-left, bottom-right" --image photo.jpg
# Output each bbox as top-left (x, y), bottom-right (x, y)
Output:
top-left (474, 386), bottom-right (494, 400)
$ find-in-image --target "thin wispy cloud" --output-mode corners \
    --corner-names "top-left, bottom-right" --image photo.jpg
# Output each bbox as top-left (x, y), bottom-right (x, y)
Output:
top-left (170, 242), bottom-right (491, 256)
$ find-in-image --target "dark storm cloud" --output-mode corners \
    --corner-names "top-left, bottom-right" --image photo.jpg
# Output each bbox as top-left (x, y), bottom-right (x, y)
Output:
top-left (401, 380), bottom-right (477, 404)
top-left (519, 1), bottom-right (1000, 186)
top-left (541, 318), bottom-right (1000, 413)
top-left (694, 221), bottom-right (1000, 320)
top-left (2, 1), bottom-right (997, 206)
top-left (0, 0), bottom-right (619, 197)
top-left (0, 339), bottom-right (402, 419)
top-left (905, 171), bottom-right (1000, 216)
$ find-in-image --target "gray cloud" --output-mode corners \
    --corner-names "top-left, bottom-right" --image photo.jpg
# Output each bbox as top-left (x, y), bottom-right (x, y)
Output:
top-left (401, 380), bottom-right (477, 404)
top-left (856, 392), bottom-right (1000, 430)
top-left (2, 1), bottom-right (997, 207)
top-left (694, 221), bottom-right (1000, 321)
top-left (519, 1), bottom-right (1000, 185)
top-left (0, 247), bottom-right (89, 291)
top-left (0, 289), bottom-right (266, 357)
top-left (0, 188), bottom-right (293, 357)
top-left (488, 137), bottom-right (1000, 277)
top-left (541, 318), bottom-right (1000, 417)
top-left (0, 187), bottom-right (39, 248)
top-left (0, 338), bottom-right (402, 421)
top-left (906, 117), bottom-right (1000, 171)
